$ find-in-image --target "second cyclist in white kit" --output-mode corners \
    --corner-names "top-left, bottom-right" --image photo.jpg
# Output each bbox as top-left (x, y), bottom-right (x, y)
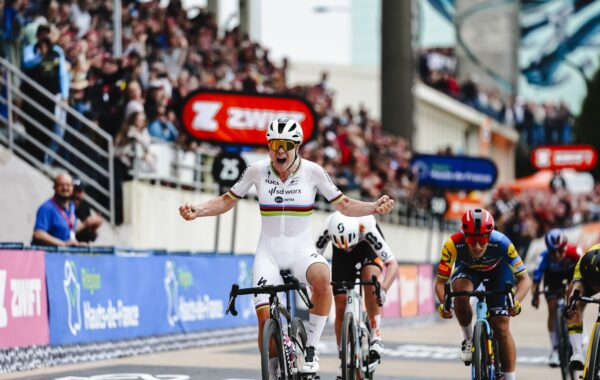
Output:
top-left (179, 117), bottom-right (395, 375)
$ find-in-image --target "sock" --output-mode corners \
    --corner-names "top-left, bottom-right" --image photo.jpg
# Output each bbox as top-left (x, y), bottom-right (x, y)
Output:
top-left (504, 372), bottom-right (516, 380)
top-left (370, 314), bottom-right (382, 339)
top-left (306, 313), bottom-right (328, 348)
top-left (549, 330), bottom-right (558, 350)
top-left (568, 323), bottom-right (584, 356)
top-left (460, 320), bottom-right (474, 341)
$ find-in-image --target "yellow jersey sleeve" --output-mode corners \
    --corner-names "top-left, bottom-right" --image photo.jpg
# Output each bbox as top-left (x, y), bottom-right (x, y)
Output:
top-left (437, 237), bottom-right (458, 280)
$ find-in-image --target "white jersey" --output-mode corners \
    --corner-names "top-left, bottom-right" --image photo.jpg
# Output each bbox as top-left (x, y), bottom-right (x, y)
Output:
top-left (227, 159), bottom-right (345, 239)
top-left (315, 213), bottom-right (395, 263)
top-left (227, 158), bottom-right (345, 307)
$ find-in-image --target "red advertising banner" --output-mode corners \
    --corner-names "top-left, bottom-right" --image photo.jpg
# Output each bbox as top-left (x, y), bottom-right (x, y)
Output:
top-left (417, 265), bottom-right (435, 315)
top-left (398, 265), bottom-right (418, 318)
top-left (531, 145), bottom-right (598, 171)
top-left (0, 250), bottom-right (49, 348)
top-left (381, 267), bottom-right (400, 318)
top-left (181, 89), bottom-right (317, 146)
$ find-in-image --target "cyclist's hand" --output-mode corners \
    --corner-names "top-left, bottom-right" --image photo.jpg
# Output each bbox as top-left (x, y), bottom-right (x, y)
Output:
top-left (563, 307), bottom-right (574, 320)
top-left (437, 304), bottom-right (453, 319)
top-left (374, 195), bottom-right (394, 215)
top-left (508, 300), bottom-right (522, 317)
top-left (179, 202), bottom-right (198, 220)
top-left (531, 295), bottom-right (539, 309)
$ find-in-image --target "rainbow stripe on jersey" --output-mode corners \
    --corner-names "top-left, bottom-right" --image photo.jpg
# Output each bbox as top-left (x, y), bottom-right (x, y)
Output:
top-left (259, 204), bottom-right (314, 217)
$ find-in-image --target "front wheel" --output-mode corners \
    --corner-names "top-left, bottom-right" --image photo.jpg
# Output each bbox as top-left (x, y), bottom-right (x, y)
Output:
top-left (261, 319), bottom-right (285, 380)
top-left (473, 321), bottom-right (491, 380)
top-left (291, 317), bottom-right (307, 379)
top-left (341, 312), bottom-right (356, 380)
top-left (582, 322), bottom-right (600, 380)
top-left (556, 309), bottom-right (576, 380)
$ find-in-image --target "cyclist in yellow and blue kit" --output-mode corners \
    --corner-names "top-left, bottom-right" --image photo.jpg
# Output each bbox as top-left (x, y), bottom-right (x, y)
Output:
top-left (566, 244), bottom-right (600, 371)
top-left (434, 208), bottom-right (532, 380)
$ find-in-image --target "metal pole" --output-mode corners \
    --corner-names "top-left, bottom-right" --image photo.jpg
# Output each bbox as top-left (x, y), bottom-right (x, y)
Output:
top-left (6, 69), bottom-right (13, 150)
top-left (108, 142), bottom-right (115, 225)
top-left (113, 0), bottom-right (122, 57)
top-left (214, 214), bottom-right (220, 254)
top-left (230, 206), bottom-right (238, 254)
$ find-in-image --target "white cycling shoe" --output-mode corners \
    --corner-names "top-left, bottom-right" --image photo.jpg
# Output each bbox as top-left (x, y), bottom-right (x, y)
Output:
top-left (569, 352), bottom-right (585, 371)
top-left (461, 340), bottom-right (473, 364)
top-left (548, 350), bottom-right (560, 368)
top-left (301, 346), bottom-right (319, 373)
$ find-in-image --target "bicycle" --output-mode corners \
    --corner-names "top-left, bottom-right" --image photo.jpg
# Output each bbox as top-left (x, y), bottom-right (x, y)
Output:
top-left (331, 270), bottom-right (383, 380)
top-left (443, 280), bottom-right (515, 380)
top-left (567, 289), bottom-right (600, 380)
top-left (226, 270), bottom-right (317, 380)
top-left (535, 280), bottom-right (576, 380)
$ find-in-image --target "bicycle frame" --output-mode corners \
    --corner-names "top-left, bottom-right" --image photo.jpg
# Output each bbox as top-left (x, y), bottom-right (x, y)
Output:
top-left (443, 281), bottom-right (515, 380)
top-left (226, 270), bottom-right (314, 379)
top-left (568, 291), bottom-right (600, 380)
top-left (333, 273), bottom-right (382, 379)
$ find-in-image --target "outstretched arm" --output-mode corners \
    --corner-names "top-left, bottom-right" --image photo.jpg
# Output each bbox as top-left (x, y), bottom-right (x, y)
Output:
top-left (179, 194), bottom-right (237, 220)
top-left (335, 195), bottom-right (395, 217)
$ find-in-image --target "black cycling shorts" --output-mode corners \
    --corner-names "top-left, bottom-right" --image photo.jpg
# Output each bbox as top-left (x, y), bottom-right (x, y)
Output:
top-left (331, 241), bottom-right (383, 296)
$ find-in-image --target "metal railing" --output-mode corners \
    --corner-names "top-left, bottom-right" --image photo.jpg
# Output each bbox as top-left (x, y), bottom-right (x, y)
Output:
top-left (0, 57), bottom-right (115, 223)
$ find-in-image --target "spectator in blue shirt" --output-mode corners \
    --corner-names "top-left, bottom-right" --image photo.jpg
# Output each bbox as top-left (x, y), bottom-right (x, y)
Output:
top-left (148, 104), bottom-right (179, 142)
top-left (32, 172), bottom-right (79, 246)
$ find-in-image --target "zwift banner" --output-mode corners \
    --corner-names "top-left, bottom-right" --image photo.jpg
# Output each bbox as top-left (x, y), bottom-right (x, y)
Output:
top-left (46, 253), bottom-right (256, 345)
top-left (0, 250), bottom-right (49, 348)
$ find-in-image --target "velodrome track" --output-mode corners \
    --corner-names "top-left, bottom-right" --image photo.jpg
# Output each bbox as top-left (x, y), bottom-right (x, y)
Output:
top-left (1, 293), bottom-right (597, 380)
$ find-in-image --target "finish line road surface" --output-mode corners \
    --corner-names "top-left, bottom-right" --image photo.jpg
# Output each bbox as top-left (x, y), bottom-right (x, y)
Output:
top-left (1, 295), bottom-right (597, 380)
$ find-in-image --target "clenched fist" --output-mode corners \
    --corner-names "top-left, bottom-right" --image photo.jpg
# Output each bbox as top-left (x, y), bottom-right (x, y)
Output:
top-left (179, 202), bottom-right (199, 221)
top-left (374, 195), bottom-right (394, 214)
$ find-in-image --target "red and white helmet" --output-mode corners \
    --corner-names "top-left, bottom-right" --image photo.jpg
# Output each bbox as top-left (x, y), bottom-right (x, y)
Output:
top-left (461, 209), bottom-right (495, 245)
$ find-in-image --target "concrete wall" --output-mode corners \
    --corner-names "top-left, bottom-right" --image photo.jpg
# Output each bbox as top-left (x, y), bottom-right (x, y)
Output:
top-left (122, 181), bottom-right (446, 263)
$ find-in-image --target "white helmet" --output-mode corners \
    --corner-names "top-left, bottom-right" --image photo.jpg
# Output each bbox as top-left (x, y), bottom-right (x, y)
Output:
top-left (328, 212), bottom-right (360, 251)
top-left (266, 117), bottom-right (303, 143)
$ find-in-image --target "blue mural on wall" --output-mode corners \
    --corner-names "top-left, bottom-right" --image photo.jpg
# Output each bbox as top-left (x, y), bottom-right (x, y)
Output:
top-left (425, 0), bottom-right (600, 113)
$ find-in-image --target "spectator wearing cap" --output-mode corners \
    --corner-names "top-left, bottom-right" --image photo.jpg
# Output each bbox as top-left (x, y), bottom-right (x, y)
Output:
top-left (72, 178), bottom-right (104, 243)
top-left (32, 172), bottom-right (79, 246)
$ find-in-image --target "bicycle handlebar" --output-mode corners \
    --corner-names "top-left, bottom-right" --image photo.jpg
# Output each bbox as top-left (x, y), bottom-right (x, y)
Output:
top-left (226, 276), bottom-right (314, 316)
top-left (443, 282), bottom-right (515, 312)
top-left (331, 275), bottom-right (383, 307)
top-left (567, 289), bottom-right (600, 317)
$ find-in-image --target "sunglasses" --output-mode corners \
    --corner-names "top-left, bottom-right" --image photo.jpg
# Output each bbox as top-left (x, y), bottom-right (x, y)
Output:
top-left (464, 233), bottom-right (491, 246)
top-left (268, 139), bottom-right (298, 152)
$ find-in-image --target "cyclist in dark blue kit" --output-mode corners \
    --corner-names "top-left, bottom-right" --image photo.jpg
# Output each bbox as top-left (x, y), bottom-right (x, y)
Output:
top-left (434, 209), bottom-right (532, 380)
top-left (531, 228), bottom-right (582, 367)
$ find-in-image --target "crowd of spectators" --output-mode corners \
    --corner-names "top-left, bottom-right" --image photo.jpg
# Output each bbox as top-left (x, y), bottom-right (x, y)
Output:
top-left (419, 48), bottom-right (575, 148)
top-left (488, 182), bottom-right (600, 260)
top-left (2, 1), bottom-right (598, 240)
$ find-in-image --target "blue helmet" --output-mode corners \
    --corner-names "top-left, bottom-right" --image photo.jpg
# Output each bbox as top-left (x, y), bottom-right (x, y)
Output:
top-left (545, 229), bottom-right (567, 251)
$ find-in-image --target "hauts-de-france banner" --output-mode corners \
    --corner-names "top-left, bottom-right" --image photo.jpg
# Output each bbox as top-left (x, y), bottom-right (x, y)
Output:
top-left (0, 250), bottom-right (49, 348)
top-left (46, 253), bottom-right (256, 345)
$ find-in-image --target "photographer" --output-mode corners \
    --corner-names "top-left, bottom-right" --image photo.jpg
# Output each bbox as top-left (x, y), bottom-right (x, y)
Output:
top-left (21, 23), bottom-right (69, 165)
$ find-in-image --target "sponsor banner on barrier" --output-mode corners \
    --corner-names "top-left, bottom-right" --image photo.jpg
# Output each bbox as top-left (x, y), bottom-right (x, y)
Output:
top-left (398, 265), bottom-right (418, 318)
top-left (0, 250), bottom-right (49, 348)
top-left (417, 265), bottom-right (435, 315)
top-left (411, 154), bottom-right (498, 191)
top-left (46, 253), bottom-right (256, 345)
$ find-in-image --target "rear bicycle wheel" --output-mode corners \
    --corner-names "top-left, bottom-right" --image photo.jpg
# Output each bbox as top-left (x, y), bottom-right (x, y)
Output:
top-left (582, 322), bottom-right (600, 380)
top-left (556, 310), bottom-right (576, 380)
top-left (473, 321), bottom-right (491, 380)
top-left (341, 312), bottom-right (356, 380)
top-left (261, 319), bottom-right (285, 380)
